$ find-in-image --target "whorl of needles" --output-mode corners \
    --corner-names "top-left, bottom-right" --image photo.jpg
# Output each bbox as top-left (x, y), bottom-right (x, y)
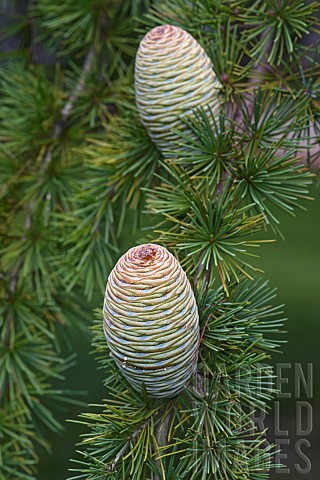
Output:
top-left (135, 24), bottom-right (222, 153)
top-left (103, 244), bottom-right (199, 398)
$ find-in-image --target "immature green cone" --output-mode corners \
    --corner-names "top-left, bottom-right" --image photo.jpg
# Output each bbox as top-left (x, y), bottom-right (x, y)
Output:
top-left (135, 24), bottom-right (222, 153)
top-left (103, 244), bottom-right (199, 398)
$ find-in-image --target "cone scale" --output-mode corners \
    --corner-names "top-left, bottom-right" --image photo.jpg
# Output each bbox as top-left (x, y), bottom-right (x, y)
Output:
top-left (103, 244), bottom-right (199, 398)
top-left (135, 24), bottom-right (222, 152)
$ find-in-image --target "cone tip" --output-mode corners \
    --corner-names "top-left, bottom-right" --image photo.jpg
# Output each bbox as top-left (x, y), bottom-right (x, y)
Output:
top-left (134, 243), bottom-right (159, 265)
top-left (145, 24), bottom-right (182, 43)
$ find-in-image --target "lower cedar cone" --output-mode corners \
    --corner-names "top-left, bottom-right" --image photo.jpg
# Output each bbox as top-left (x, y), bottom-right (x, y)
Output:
top-left (103, 244), bottom-right (199, 398)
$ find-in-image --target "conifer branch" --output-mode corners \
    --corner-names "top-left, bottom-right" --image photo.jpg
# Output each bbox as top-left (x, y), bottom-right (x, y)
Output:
top-left (8, 44), bottom-right (96, 294)
top-left (1, 3), bottom-right (318, 479)
top-left (234, 29), bottom-right (319, 167)
top-left (234, 29), bottom-right (274, 126)
top-left (61, 46), bottom-right (95, 123)
top-left (111, 418), bottom-right (152, 472)
top-left (2, 45), bottom-right (98, 475)
top-left (154, 407), bottom-right (174, 480)
top-left (43, 44), bottom-right (95, 167)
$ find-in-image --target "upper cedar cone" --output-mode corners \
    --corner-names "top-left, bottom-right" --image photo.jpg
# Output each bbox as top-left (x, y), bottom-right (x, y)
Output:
top-left (135, 24), bottom-right (222, 153)
top-left (103, 244), bottom-right (199, 398)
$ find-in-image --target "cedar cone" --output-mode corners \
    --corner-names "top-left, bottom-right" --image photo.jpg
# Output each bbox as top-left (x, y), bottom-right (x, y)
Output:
top-left (135, 24), bottom-right (222, 153)
top-left (103, 244), bottom-right (199, 397)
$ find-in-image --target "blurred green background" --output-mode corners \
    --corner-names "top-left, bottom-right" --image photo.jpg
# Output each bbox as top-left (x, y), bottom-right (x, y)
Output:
top-left (36, 185), bottom-right (320, 480)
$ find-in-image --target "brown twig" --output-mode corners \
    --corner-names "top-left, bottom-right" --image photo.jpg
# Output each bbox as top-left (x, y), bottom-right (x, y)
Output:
top-left (233, 28), bottom-right (274, 127)
top-left (154, 407), bottom-right (173, 480)
top-left (42, 45), bottom-right (95, 167)
top-left (109, 404), bottom-right (172, 477)
top-left (232, 30), bottom-right (319, 167)
top-left (110, 418), bottom-right (152, 472)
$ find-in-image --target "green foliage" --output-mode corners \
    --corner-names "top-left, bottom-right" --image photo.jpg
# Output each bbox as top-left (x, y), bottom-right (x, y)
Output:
top-left (146, 0), bottom-right (319, 67)
top-left (233, 146), bottom-right (313, 232)
top-left (275, 46), bottom-right (320, 166)
top-left (68, 0), bottom-right (317, 478)
top-left (69, 391), bottom-right (164, 479)
top-left (1, 219), bottom-right (55, 301)
top-left (0, 0), bottom-right (150, 477)
top-left (86, 104), bottom-right (162, 208)
top-left (31, 0), bottom-right (148, 73)
top-left (196, 277), bottom-right (286, 356)
top-left (207, 21), bottom-right (253, 101)
top-left (168, 110), bottom-right (236, 185)
top-left (0, 65), bottom-right (63, 154)
top-left (0, 403), bottom-right (37, 480)
top-left (239, 0), bottom-right (319, 65)
top-left (55, 204), bottom-right (117, 300)
top-left (240, 89), bottom-right (308, 147)
top-left (148, 169), bottom-right (266, 289)
top-left (69, 277), bottom-right (285, 479)
top-left (0, 0), bottom-right (318, 479)
top-left (0, 278), bottom-right (86, 479)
